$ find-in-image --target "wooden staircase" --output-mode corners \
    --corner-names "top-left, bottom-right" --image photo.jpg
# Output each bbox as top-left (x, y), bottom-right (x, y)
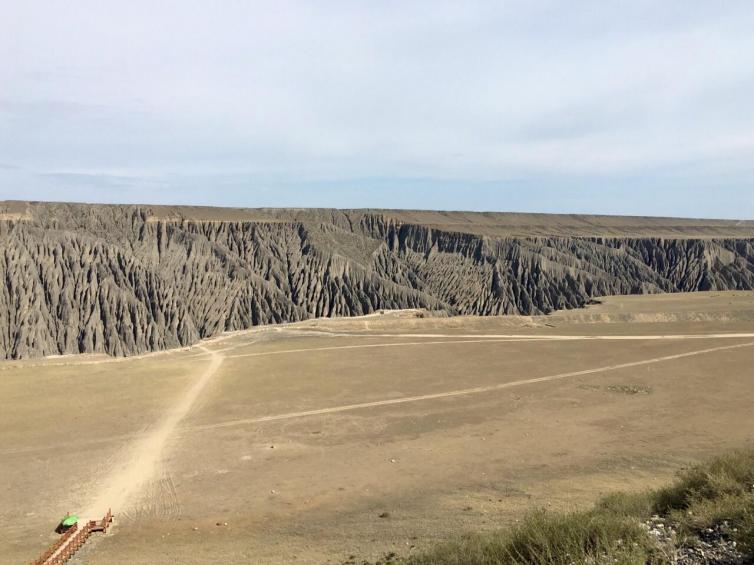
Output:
top-left (31, 510), bottom-right (114, 565)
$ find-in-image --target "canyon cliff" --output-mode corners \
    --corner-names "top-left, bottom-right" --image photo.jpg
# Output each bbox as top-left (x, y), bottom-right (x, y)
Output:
top-left (2, 201), bottom-right (753, 359)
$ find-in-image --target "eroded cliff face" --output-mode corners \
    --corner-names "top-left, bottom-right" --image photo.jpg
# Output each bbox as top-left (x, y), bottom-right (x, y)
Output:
top-left (1, 203), bottom-right (753, 358)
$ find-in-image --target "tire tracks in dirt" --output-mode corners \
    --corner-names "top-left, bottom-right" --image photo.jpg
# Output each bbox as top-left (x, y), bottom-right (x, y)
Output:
top-left (223, 332), bottom-right (754, 360)
top-left (225, 338), bottom-right (538, 359)
top-left (194, 341), bottom-right (754, 432)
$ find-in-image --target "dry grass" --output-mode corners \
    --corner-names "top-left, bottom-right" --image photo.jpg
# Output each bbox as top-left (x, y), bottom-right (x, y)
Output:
top-left (363, 451), bottom-right (754, 565)
top-left (658, 450), bottom-right (754, 553)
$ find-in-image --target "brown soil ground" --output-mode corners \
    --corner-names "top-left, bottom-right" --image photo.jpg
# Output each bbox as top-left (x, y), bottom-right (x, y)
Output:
top-left (3, 291), bottom-right (754, 564)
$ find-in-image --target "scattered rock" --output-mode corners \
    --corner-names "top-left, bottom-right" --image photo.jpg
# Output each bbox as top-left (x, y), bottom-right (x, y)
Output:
top-left (644, 517), bottom-right (748, 564)
top-left (676, 522), bottom-right (748, 564)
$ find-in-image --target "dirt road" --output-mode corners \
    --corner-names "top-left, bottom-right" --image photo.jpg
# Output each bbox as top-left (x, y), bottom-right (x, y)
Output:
top-left (81, 347), bottom-right (224, 521)
top-left (52, 329), bottom-right (754, 521)
top-left (223, 332), bottom-right (754, 361)
top-left (198, 339), bottom-right (754, 431)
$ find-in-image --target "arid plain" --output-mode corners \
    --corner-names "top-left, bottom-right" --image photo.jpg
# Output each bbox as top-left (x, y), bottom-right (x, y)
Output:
top-left (3, 292), bottom-right (754, 564)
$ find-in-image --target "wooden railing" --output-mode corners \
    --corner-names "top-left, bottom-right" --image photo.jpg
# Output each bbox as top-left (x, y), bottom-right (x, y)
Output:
top-left (30, 509), bottom-right (113, 565)
top-left (30, 524), bottom-right (78, 565)
top-left (46, 523), bottom-right (92, 565)
top-left (90, 509), bottom-right (113, 533)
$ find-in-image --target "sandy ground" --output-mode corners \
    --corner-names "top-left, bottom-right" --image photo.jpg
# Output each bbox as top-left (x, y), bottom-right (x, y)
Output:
top-left (2, 291), bottom-right (754, 564)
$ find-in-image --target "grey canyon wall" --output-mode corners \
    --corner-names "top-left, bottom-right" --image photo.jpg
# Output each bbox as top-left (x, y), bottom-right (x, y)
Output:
top-left (2, 202), bottom-right (753, 359)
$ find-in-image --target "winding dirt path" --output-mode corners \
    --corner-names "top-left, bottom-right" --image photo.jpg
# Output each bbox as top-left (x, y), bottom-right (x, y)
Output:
top-left (81, 347), bottom-right (223, 521)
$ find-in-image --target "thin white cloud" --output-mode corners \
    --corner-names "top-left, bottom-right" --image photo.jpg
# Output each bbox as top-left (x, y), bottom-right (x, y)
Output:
top-left (0, 1), bottom-right (753, 215)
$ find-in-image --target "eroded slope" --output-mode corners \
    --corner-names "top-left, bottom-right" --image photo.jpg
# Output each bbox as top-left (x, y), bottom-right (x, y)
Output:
top-left (1, 202), bottom-right (753, 358)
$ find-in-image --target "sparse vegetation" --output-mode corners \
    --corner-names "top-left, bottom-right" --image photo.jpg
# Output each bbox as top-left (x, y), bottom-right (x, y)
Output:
top-left (578, 384), bottom-right (653, 395)
top-left (605, 385), bottom-right (652, 395)
top-left (354, 451), bottom-right (754, 564)
top-left (656, 450), bottom-right (754, 553)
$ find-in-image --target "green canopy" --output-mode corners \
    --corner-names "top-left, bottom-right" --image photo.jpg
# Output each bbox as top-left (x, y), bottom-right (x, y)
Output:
top-left (60, 514), bottom-right (79, 527)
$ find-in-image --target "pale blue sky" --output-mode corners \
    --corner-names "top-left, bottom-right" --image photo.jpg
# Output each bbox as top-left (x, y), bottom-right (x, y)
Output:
top-left (1, 1), bottom-right (754, 217)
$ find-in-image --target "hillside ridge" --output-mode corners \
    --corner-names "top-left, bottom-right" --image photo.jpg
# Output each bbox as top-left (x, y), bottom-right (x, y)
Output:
top-left (2, 201), bottom-right (754, 358)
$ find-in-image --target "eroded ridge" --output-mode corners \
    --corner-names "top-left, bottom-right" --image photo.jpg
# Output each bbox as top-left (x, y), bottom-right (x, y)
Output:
top-left (2, 202), bottom-right (754, 359)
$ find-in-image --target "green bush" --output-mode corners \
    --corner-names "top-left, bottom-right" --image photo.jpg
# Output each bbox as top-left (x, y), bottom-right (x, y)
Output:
top-left (500, 509), bottom-right (657, 565)
top-left (594, 491), bottom-right (655, 520)
top-left (653, 450), bottom-right (754, 514)
top-left (652, 450), bottom-right (754, 551)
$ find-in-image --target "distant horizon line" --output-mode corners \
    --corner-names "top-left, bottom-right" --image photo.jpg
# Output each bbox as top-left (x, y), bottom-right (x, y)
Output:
top-left (1, 198), bottom-right (753, 223)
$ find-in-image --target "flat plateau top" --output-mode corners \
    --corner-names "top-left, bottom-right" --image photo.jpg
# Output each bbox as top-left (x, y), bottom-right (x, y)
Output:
top-left (1, 200), bottom-right (753, 237)
top-left (379, 209), bottom-right (754, 238)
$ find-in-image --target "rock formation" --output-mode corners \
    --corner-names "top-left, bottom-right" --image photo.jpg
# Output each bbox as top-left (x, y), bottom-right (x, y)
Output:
top-left (1, 201), bottom-right (753, 359)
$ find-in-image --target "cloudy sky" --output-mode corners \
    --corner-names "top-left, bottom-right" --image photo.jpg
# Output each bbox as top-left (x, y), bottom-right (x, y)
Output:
top-left (1, 1), bottom-right (753, 217)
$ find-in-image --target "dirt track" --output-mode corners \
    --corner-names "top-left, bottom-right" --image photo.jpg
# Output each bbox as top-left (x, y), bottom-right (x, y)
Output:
top-left (81, 347), bottom-right (223, 522)
top-left (62, 329), bottom-right (754, 524)
top-left (202, 339), bottom-right (754, 431)
top-left (65, 327), bottom-right (754, 526)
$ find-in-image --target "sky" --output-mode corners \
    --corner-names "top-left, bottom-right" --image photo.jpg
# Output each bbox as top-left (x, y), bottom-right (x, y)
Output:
top-left (1, 1), bottom-right (754, 217)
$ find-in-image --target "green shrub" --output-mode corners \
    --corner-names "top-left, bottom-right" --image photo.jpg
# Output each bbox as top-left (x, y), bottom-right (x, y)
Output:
top-left (594, 491), bottom-right (655, 520)
top-left (738, 506), bottom-right (754, 553)
top-left (500, 509), bottom-right (657, 565)
top-left (653, 450), bottom-right (754, 514)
